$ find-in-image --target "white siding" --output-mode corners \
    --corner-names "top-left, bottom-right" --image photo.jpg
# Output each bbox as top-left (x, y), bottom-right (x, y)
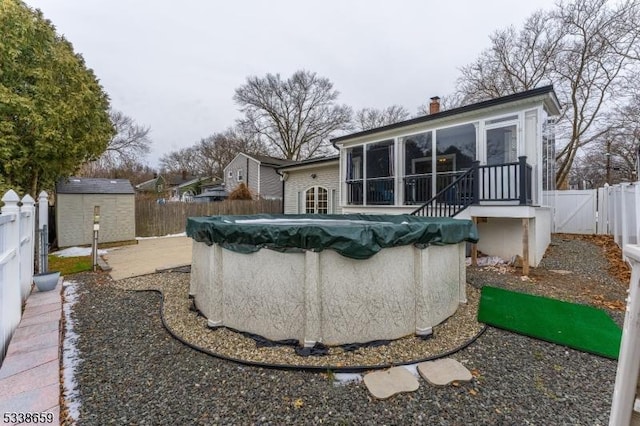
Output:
top-left (283, 163), bottom-right (341, 214)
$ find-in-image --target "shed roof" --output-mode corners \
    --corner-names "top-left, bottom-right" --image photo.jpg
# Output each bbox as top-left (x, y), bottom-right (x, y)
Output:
top-left (56, 177), bottom-right (135, 194)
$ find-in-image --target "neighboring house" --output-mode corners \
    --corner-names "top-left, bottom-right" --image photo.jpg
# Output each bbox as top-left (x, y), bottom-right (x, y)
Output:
top-left (55, 177), bottom-right (136, 248)
top-left (168, 176), bottom-right (219, 202)
top-left (136, 174), bottom-right (167, 195)
top-left (224, 153), bottom-right (296, 199)
top-left (278, 155), bottom-right (341, 214)
top-left (135, 172), bottom-right (217, 201)
top-left (193, 184), bottom-right (228, 203)
top-left (321, 85), bottom-right (560, 268)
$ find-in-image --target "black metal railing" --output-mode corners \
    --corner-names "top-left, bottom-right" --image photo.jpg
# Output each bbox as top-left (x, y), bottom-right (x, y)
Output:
top-left (345, 179), bottom-right (363, 205)
top-left (477, 156), bottom-right (532, 205)
top-left (411, 162), bottom-right (479, 217)
top-left (410, 156), bottom-right (533, 217)
top-left (366, 177), bottom-right (395, 205)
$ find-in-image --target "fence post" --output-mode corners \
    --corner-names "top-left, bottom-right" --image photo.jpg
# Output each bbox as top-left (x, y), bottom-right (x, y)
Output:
top-left (635, 183), bottom-right (640, 245)
top-left (20, 195), bottom-right (35, 302)
top-left (1, 190), bottom-right (21, 361)
top-left (610, 244), bottom-right (640, 425)
top-left (38, 191), bottom-right (48, 273)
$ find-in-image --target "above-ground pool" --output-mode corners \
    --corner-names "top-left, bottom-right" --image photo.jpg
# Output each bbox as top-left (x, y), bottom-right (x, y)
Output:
top-left (187, 214), bottom-right (478, 347)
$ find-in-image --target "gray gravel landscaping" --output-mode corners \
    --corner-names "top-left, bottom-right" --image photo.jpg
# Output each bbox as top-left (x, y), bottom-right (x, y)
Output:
top-left (63, 236), bottom-right (622, 425)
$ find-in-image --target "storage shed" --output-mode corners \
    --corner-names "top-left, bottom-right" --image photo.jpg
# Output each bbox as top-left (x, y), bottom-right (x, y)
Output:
top-left (55, 177), bottom-right (136, 248)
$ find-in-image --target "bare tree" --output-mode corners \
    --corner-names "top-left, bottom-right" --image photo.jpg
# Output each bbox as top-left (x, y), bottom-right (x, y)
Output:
top-left (455, 10), bottom-right (562, 104)
top-left (79, 159), bottom-right (156, 185)
top-left (95, 110), bottom-right (152, 169)
top-left (159, 127), bottom-right (268, 177)
top-left (78, 110), bottom-right (154, 181)
top-left (353, 105), bottom-right (410, 131)
top-left (159, 146), bottom-right (200, 175)
top-left (452, 0), bottom-right (640, 188)
top-left (234, 70), bottom-right (352, 160)
top-left (196, 128), bottom-right (268, 177)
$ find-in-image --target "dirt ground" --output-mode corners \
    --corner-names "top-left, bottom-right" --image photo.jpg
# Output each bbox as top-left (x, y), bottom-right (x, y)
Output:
top-left (468, 233), bottom-right (630, 314)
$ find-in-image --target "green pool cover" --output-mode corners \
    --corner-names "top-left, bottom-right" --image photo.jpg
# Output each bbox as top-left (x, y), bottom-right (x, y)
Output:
top-left (186, 214), bottom-right (478, 259)
top-left (478, 286), bottom-right (622, 359)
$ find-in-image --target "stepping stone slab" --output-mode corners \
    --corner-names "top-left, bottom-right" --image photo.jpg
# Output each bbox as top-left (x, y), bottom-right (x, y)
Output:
top-left (363, 366), bottom-right (419, 400)
top-left (417, 358), bottom-right (472, 386)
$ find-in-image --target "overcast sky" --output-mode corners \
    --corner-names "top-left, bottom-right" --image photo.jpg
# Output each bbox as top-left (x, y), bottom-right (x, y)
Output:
top-left (25, 0), bottom-right (558, 168)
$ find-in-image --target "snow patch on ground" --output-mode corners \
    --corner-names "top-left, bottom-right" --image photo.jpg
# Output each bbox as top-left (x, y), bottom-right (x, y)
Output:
top-left (399, 363), bottom-right (420, 378)
top-left (465, 256), bottom-right (506, 266)
top-left (333, 372), bottom-right (363, 386)
top-left (51, 247), bottom-right (107, 257)
top-left (136, 232), bottom-right (186, 240)
top-left (62, 280), bottom-right (82, 423)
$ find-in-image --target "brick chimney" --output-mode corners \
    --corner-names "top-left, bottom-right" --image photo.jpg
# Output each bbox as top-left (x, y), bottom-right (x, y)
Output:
top-left (429, 96), bottom-right (441, 114)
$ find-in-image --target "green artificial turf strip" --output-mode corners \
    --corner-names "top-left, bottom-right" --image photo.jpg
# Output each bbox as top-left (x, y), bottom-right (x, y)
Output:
top-left (478, 286), bottom-right (622, 359)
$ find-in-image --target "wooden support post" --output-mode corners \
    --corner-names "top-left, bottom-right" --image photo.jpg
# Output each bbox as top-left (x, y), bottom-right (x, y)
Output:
top-left (471, 216), bottom-right (478, 267)
top-left (522, 218), bottom-right (530, 276)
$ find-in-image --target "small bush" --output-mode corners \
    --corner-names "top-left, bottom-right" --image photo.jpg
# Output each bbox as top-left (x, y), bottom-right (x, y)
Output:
top-left (228, 182), bottom-right (254, 200)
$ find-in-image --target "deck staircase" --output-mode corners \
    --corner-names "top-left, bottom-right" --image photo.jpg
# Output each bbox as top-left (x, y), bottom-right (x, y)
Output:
top-left (410, 156), bottom-right (533, 218)
top-left (410, 162), bottom-right (478, 218)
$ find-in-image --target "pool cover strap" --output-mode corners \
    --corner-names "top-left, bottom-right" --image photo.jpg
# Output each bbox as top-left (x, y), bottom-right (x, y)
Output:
top-left (186, 213), bottom-right (478, 260)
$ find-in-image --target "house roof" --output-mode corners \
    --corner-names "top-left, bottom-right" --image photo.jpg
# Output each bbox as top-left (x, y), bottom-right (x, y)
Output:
top-left (135, 177), bottom-right (161, 191)
top-left (194, 185), bottom-right (228, 198)
top-left (244, 153), bottom-right (297, 167)
top-left (56, 177), bottom-right (135, 194)
top-left (277, 155), bottom-right (340, 171)
top-left (331, 85), bottom-right (560, 144)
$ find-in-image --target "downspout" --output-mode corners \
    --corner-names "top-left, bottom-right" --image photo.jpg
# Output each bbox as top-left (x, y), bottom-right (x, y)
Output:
top-left (276, 169), bottom-right (286, 214)
top-left (246, 157), bottom-right (250, 190)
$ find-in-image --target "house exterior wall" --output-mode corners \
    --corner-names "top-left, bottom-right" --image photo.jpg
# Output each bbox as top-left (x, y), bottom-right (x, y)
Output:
top-left (224, 154), bottom-right (260, 196)
top-left (259, 166), bottom-right (283, 199)
top-left (283, 163), bottom-right (341, 214)
top-left (456, 206), bottom-right (551, 266)
top-left (56, 194), bottom-right (135, 248)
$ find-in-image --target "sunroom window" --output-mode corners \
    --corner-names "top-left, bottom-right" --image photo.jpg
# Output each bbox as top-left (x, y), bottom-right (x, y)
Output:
top-left (402, 124), bottom-right (476, 205)
top-left (403, 131), bottom-right (433, 204)
top-left (366, 140), bottom-right (394, 205)
top-left (345, 146), bottom-right (363, 205)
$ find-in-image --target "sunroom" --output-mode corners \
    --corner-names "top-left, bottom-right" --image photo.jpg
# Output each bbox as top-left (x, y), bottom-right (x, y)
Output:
top-left (331, 85), bottom-right (561, 269)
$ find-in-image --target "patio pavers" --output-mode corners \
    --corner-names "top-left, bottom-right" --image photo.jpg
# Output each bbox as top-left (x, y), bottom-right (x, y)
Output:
top-left (417, 358), bottom-right (473, 386)
top-left (0, 279), bottom-right (62, 425)
top-left (363, 366), bottom-right (420, 400)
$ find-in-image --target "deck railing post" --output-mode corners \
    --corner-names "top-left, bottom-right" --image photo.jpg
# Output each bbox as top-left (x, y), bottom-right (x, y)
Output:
top-left (518, 156), bottom-right (528, 205)
top-left (472, 161), bottom-right (480, 205)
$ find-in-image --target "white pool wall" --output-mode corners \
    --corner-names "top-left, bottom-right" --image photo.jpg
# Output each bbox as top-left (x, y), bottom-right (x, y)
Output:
top-left (190, 241), bottom-right (466, 346)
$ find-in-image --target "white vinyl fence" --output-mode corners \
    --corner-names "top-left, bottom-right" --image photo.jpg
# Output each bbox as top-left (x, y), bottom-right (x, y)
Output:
top-left (610, 245), bottom-right (640, 425)
top-left (543, 182), bottom-right (640, 246)
top-left (0, 190), bottom-right (37, 363)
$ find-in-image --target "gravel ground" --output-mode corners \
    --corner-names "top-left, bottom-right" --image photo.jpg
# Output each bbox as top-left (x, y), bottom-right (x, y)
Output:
top-left (110, 273), bottom-right (483, 369)
top-left (63, 236), bottom-right (623, 425)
